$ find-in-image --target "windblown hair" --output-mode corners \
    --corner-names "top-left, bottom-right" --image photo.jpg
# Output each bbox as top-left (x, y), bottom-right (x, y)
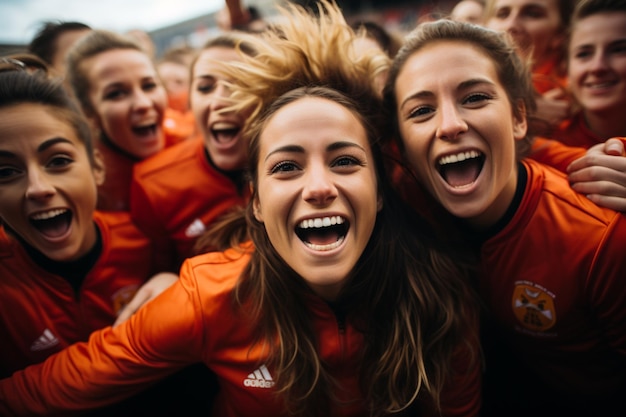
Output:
top-left (0, 55), bottom-right (96, 165)
top-left (66, 29), bottom-right (145, 118)
top-left (383, 19), bottom-right (537, 159)
top-left (204, 2), bottom-right (478, 415)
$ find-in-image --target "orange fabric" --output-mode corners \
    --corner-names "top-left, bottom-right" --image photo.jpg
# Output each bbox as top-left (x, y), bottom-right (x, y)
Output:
top-left (529, 136), bottom-right (587, 172)
top-left (0, 211), bottom-right (155, 378)
top-left (163, 106), bottom-right (196, 148)
top-left (0, 245), bottom-right (481, 416)
top-left (478, 160), bottom-right (626, 412)
top-left (130, 139), bottom-right (248, 270)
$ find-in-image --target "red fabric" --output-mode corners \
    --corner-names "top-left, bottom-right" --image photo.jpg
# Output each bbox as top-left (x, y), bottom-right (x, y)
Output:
top-left (130, 138), bottom-right (248, 270)
top-left (0, 245), bottom-right (481, 416)
top-left (0, 211), bottom-right (155, 378)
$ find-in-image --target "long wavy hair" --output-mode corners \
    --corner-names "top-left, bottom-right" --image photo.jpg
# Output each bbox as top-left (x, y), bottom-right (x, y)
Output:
top-left (201, 2), bottom-right (478, 415)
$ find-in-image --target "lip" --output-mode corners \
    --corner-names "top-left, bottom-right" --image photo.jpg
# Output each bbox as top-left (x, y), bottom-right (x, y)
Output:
top-left (207, 119), bottom-right (243, 151)
top-left (582, 79), bottom-right (619, 95)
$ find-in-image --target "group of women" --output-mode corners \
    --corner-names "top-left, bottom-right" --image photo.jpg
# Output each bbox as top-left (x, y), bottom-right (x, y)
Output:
top-left (0, 0), bottom-right (624, 416)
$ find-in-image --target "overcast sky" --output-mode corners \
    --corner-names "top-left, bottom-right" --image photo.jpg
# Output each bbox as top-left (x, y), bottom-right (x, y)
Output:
top-left (1, 0), bottom-right (225, 44)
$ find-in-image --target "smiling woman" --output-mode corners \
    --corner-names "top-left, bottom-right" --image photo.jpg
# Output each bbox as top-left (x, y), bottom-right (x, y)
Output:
top-left (66, 29), bottom-right (169, 211)
top-left (0, 3), bottom-right (481, 416)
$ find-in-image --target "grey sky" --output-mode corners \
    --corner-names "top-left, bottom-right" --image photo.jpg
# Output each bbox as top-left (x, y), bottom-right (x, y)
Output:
top-left (0, 0), bottom-right (224, 44)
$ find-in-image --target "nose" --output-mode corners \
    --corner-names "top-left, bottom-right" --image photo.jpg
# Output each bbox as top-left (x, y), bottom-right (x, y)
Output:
top-left (436, 100), bottom-right (468, 141)
top-left (588, 50), bottom-right (610, 74)
top-left (132, 89), bottom-right (153, 111)
top-left (302, 163), bottom-right (338, 205)
top-left (209, 82), bottom-right (232, 111)
top-left (25, 169), bottom-right (55, 200)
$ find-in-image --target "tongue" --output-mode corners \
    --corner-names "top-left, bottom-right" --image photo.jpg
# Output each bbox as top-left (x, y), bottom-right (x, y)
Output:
top-left (215, 130), bottom-right (237, 143)
top-left (442, 159), bottom-right (481, 187)
top-left (36, 215), bottom-right (71, 238)
top-left (306, 229), bottom-right (340, 246)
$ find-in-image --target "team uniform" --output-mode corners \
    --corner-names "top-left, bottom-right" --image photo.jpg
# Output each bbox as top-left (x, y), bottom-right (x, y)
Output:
top-left (95, 137), bottom-right (136, 212)
top-left (0, 211), bottom-right (155, 378)
top-left (551, 111), bottom-right (604, 150)
top-left (0, 244), bottom-right (481, 417)
top-left (130, 138), bottom-right (248, 270)
top-left (468, 160), bottom-right (626, 416)
top-left (163, 106), bottom-right (197, 149)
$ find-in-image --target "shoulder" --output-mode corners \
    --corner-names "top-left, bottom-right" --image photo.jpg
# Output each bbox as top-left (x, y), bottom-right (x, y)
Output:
top-left (133, 138), bottom-right (203, 179)
top-left (523, 159), bottom-right (622, 227)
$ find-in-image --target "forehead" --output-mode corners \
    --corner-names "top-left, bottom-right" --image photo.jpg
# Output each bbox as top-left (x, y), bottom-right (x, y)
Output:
top-left (0, 103), bottom-right (83, 151)
top-left (491, 0), bottom-right (560, 14)
top-left (84, 48), bottom-right (156, 82)
top-left (571, 12), bottom-right (626, 43)
top-left (399, 40), bottom-right (497, 84)
top-left (259, 97), bottom-right (369, 152)
top-left (193, 46), bottom-right (241, 78)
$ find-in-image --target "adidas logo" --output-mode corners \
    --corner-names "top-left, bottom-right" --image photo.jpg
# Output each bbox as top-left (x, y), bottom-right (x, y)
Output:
top-left (185, 218), bottom-right (206, 238)
top-left (30, 328), bottom-right (59, 351)
top-left (243, 364), bottom-right (275, 388)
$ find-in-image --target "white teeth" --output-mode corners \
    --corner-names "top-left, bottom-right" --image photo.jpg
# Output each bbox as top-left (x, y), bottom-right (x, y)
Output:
top-left (304, 236), bottom-right (345, 251)
top-left (298, 216), bottom-right (345, 229)
top-left (212, 122), bottom-right (238, 130)
top-left (31, 209), bottom-right (66, 220)
top-left (438, 150), bottom-right (481, 166)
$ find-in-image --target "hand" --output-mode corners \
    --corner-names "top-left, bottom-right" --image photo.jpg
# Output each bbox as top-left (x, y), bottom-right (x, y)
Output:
top-left (567, 138), bottom-right (626, 212)
top-left (113, 272), bottom-right (179, 327)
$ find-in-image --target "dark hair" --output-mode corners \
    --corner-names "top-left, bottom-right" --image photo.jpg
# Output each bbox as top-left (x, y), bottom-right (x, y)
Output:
top-left (0, 55), bottom-right (96, 165)
top-left (28, 20), bottom-right (91, 65)
top-left (350, 20), bottom-right (403, 58)
top-left (571, 0), bottom-right (626, 25)
top-left (384, 19), bottom-right (536, 159)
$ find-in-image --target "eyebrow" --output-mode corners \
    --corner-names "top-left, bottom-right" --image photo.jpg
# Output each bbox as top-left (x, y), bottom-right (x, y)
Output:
top-left (0, 137), bottom-right (73, 159)
top-left (264, 140), bottom-right (366, 162)
top-left (400, 77), bottom-right (496, 108)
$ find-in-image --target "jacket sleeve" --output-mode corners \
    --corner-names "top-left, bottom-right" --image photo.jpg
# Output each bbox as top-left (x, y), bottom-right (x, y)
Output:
top-left (528, 137), bottom-right (587, 173)
top-left (0, 264), bottom-right (206, 416)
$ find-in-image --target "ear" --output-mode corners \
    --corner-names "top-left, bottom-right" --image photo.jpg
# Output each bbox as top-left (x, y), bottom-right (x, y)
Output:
top-left (253, 197), bottom-right (264, 223)
top-left (92, 149), bottom-right (106, 186)
top-left (512, 99), bottom-right (528, 141)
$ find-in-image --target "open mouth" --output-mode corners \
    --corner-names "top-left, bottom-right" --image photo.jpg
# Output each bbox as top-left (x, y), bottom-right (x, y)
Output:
top-left (132, 123), bottom-right (158, 137)
top-left (437, 150), bottom-right (485, 188)
top-left (295, 215), bottom-right (349, 251)
top-left (211, 122), bottom-right (241, 144)
top-left (29, 208), bottom-right (72, 239)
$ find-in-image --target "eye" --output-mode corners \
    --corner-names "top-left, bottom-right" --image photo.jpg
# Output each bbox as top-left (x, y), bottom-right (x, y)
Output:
top-left (195, 79), bottom-right (217, 94)
top-left (332, 155), bottom-right (362, 168)
top-left (142, 80), bottom-right (158, 91)
top-left (270, 160), bottom-right (300, 174)
top-left (573, 48), bottom-right (593, 60)
top-left (463, 93), bottom-right (491, 106)
top-left (47, 155), bottom-right (74, 169)
top-left (408, 105), bottom-right (434, 120)
top-left (0, 165), bottom-right (21, 181)
top-left (104, 88), bottom-right (127, 100)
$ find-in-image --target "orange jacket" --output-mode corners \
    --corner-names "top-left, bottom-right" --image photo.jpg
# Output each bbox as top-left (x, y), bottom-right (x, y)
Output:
top-left (0, 245), bottom-right (482, 416)
top-left (0, 211), bottom-right (155, 378)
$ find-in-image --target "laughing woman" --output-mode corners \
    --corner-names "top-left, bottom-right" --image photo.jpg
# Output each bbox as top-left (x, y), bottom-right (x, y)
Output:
top-left (66, 30), bottom-right (169, 211)
top-left (0, 3), bottom-right (480, 416)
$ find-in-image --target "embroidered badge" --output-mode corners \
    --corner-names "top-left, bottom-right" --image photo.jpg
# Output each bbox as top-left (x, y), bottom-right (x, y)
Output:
top-left (512, 283), bottom-right (556, 332)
